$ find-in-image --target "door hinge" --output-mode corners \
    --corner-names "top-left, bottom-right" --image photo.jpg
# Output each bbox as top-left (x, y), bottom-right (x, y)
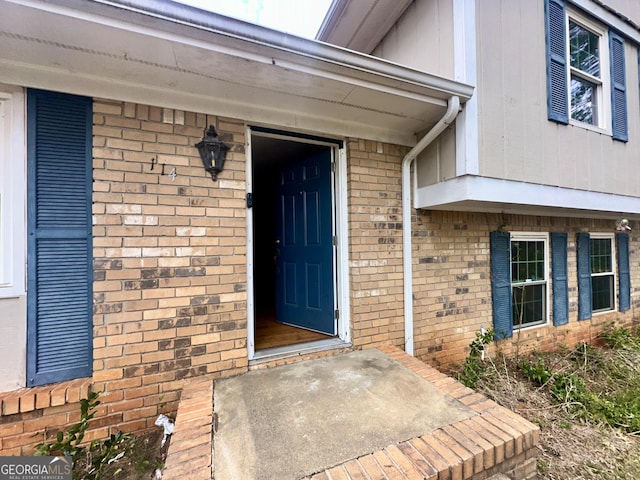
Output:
top-left (331, 161), bottom-right (336, 172)
top-left (334, 309), bottom-right (340, 320)
top-left (332, 235), bottom-right (338, 246)
top-left (246, 192), bottom-right (254, 208)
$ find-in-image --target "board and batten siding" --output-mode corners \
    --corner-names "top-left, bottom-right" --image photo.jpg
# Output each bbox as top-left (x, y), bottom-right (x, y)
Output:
top-left (371, 0), bottom-right (455, 78)
top-left (371, 0), bottom-right (457, 190)
top-left (476, 0), bottom-right (640, 196)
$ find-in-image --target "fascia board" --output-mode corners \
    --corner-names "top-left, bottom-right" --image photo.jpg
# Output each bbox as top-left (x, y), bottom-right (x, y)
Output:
top-left (415, 175), bottom-right (640, 219)
top-left (23, 0), bottom-right (474, 103)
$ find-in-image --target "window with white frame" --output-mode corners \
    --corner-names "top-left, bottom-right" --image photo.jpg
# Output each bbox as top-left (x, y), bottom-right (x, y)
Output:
top-left (590, 233), bottom-right (615, 313)
top-left (0, 86), bottom-right (26, 297)
top-left (568, 15), bottom-right (608, 126)
top-left (510, 234), bottom-right (549, 329)
top-left (545, 0), bottom-right (627, 141)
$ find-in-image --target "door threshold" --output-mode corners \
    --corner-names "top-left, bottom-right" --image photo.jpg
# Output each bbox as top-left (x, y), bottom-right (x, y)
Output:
top-left (250, 338), bottom-right (351, 365)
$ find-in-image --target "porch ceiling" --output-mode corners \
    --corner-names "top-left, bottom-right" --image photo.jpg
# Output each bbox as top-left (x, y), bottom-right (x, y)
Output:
top-left (0, 0), bottom-right (473, 146)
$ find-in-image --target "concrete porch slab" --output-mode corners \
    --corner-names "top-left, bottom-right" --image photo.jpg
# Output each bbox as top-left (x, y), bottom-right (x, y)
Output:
top-left (162, 346), bottom-right (540, 480)
top-left (214, 349), bottom-right (474, 480)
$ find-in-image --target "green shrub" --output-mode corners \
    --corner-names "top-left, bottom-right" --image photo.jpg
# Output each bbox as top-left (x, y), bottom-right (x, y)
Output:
top-left (456, 327), bottom-right (494, 388)
top-left (521, 358), bottom-right (552, 386)
top-left (600, 327), bottom-right (640, 351)
top-left (550, 372), bottom-right (586, 404)
top-left (34, 391), bottom-right (130, 480)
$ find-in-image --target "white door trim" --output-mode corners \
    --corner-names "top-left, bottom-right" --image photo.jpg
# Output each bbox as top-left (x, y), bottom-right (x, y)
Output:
top-left (245, 127), bottom-right (350, 361)
top-left (245, 126), bottom-right (256, 360)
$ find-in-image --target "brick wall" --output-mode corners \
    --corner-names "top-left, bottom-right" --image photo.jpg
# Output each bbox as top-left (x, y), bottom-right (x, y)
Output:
top-left (3, 102), bottom-right (640, 454)
top-left (2, 99), bottom-right (253, 455)
top-left (411, 212), bottom-right (639, 367)
top-left (346, 139), bottom-right (407, 349)
top-left (90, 100), bottom-right (248, 432)
top-left (345, 138), bottom-right (639, 368)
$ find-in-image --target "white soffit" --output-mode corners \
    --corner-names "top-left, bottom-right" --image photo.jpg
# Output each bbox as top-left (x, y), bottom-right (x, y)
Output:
top-left (317, 0), bottom-right (413, 54)
top-left (0, 0), bottom-right (472, 146)
top-left (415, 176), bottom-right (640, 220)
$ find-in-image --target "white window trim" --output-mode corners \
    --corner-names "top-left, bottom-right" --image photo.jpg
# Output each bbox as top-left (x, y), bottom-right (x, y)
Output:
top-left (566, 8), bottom-right (611, 134)
top-left (0, 85), bottom-right (26, 298)
top-left (510, 232), bottom-right (550, 331)
top-left (590, 232), bottom-right (616, 315)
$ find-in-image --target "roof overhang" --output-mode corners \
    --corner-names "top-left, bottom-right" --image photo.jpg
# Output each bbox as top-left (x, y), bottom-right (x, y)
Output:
top-left (316, 0), bottom-right (413, 54)
top-left (0, 0), bottom-right (473, 146)
top-left (415, 176), bottom-right (640, 220)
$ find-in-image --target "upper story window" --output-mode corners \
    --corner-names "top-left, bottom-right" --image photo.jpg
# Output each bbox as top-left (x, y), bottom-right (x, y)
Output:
top-left (568, 18), bottom-right (605, 125)
top-left (545, 0), bottom-right (627, 141)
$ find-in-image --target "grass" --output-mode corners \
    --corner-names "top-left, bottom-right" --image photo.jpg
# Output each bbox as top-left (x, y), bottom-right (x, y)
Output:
top-left (457, 324), bottom-right (640, 480)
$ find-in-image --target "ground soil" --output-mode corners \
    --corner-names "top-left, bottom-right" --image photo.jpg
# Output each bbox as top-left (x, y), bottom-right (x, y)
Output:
top-left (78, 429), bottom-right (168, 480)
top-left (469, 349), bottom-right (640, 479)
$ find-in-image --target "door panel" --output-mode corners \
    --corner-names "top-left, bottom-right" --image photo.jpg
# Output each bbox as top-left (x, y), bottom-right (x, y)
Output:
top-left (275, 148), bottom-right (334, 335)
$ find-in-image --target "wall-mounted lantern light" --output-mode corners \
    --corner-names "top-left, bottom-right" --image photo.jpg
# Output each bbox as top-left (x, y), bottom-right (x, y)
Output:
top-left (616, 218), bottom-right (632, 231)
top-left (195, 125), bottom-right (229, 181)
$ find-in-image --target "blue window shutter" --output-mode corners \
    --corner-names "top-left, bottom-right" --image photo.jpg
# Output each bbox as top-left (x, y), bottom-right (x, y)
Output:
top-left (577, 232), bottom-right (592, 320)
top-left (545, 0), bottom-right (569, 124)
top-left (610, 30), bottom-right (628, 142)
top-left (491, 231), bottom-right (513, 340)
top-left (27, 89), bottom-right (93, 386)
top-left (551, 233), bottom-right (569, 326)
top-left (617, 233), bottom-right (630, 312)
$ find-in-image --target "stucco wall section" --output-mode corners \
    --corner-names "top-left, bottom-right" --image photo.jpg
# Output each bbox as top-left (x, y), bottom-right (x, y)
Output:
top-left (0, 296), bottom-right (26, 391)
top-left (91, 100), bottom-right (248, 432)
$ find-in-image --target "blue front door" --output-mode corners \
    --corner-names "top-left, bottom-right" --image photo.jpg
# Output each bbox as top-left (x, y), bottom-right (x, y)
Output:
top-left (275, 148), bottom-right (335, 335)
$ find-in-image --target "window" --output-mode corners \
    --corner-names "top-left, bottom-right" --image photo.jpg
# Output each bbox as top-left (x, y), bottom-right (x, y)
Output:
top-left (545, 0), bottom-right (627, 140)
top-left (568, 19), bottom-right (603, 125)
top-left (577, 232), bottom-right (629, 320)
top-left (511, 235), bottom-right (548, 328)
top-left (0, 86), bottom-right (26, 298)
top-left (590, 235), bottom-right (615, 313)
top-left (491, 231), bottom-right (550, 339)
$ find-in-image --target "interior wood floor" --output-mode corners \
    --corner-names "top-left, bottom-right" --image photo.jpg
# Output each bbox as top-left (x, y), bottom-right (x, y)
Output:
top-left (254, 314), bottom-right (331, 350)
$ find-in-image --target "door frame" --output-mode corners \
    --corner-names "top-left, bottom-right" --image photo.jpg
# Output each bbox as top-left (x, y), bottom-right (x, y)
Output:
top-left (246, 126), bottom-right (350, 361)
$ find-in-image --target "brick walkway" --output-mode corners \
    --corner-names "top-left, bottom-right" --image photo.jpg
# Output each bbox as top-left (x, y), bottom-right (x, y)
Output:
top-left (162, 346), bottom-right (539, 480)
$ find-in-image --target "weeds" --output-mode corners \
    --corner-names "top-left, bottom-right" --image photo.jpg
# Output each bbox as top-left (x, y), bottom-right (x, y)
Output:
top-left (516, 332), bottom-right (640, 434)
top-left (33, 391), bottom-right (130, 480)
top-left (456, 327), bottom-right (494, 388)
top-left (600, 326), bottom-right (640, 351)
top-left (520, 357), bottom-right (552, 386)
top-left (456, 324), bottom-right (640, 479)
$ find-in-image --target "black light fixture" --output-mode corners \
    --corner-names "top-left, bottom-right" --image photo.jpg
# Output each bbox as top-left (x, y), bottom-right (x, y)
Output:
top-left (195, 125), bottom-right (229, 181)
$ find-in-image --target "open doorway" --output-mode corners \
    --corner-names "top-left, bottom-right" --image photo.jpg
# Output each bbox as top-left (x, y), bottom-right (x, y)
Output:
top-left (250, 130), bottom-right (339, 352)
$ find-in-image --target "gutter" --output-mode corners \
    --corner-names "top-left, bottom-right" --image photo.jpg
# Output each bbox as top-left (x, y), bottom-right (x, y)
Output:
top-left (402, 96), bottom-right (461, 356)
top-left (63, 0), bottom-right (474, 102)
